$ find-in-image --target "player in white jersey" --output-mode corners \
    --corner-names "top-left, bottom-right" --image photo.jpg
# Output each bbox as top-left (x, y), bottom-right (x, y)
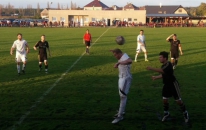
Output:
top-left (134, 30), bottom-right (149, 62)
top-left (10, 33), bottom-right (29, 75)
top-left (110, 48), bottom-right (132, 124)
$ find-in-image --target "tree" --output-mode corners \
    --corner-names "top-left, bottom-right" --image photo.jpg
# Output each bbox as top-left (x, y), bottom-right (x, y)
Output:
top-left (196, 2), bottom-right (206, 16)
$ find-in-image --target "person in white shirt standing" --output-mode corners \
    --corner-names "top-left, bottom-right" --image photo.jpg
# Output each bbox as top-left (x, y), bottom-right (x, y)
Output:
top-left (134, 30), bottom-right (149, 62)
top-left (10, 33), bottom-right (29, 75)
top-left (110, 48), bottom-right (132, 124)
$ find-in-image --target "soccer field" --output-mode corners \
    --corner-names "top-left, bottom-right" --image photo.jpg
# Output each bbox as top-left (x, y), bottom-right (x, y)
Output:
top-left (0, 27), bottom-right (206, 130)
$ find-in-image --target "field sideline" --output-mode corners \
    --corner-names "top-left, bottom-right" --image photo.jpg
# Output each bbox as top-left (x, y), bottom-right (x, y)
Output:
top-left (0, 27), bottom-right (206, 130)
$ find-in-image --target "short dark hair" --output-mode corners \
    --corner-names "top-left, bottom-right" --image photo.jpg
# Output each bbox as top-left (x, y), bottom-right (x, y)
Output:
top-left (159, 51), bottom-right (168, 60)
top-left (112, 48), bottom-right (122, 54)
top-left (17, 33), bottom-right (22, 36)
top-left (140, 30), bottom-right (144, 32)
top-left (41, 34), bottom-right (45, 37)
top-left (173, 34), bottom-right (177, 36)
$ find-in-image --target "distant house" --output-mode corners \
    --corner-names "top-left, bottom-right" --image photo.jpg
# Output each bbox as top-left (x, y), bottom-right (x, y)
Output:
top-left (143, 5), bottom-right (189, 23)
top-left (41, 8), bottom-right (59, 19)
top-left (84, 0), bottom-right (109, 10)
top-left (123, 3), bottom-right (139, 10)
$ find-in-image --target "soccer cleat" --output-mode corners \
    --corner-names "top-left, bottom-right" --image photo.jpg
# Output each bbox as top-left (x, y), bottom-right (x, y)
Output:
top-left (112, 116), bottom-right (123, 124)
top-left (134, 60), bottom-right (137, 62)
top-left (45, 71), bottom-right (48, 74)
top-left (162, 112), bottom-right (170, 122)
top-left (183, 111), bottom-right (189, 123)
top-left (145, 59), bottom-right (149, 62)
top-left (113, 111), bottom-right (125, 118)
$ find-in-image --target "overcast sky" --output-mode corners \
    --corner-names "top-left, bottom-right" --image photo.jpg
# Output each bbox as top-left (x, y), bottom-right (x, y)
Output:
top-left (0, 0), bottom-right (204, 8)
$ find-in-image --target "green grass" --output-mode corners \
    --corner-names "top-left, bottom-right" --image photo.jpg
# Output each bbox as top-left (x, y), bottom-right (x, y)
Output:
top-left (0, 27), bottom-right (206, 130)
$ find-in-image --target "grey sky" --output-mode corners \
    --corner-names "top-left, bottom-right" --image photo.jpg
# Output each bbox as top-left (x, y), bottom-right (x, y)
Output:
top-left (0, 0), bottom-right (204, 8)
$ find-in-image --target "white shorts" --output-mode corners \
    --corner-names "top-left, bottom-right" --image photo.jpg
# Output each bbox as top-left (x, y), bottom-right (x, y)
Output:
top-left (16, 52), bottom-right (27, 62)
top-left (118, 77), bottom-right (132, 97)
top-left (136, 44), bottom-right (146, 53)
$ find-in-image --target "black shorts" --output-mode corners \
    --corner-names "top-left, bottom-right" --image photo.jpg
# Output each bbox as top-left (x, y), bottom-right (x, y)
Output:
top-left (162, 80), bottom-right (181, 100)
top-left (170, 51), bottom-right (179, 59)
top-left (85, 41), bottom-right (90, 46)
top-left (38, 54), bottom-right (47, 62)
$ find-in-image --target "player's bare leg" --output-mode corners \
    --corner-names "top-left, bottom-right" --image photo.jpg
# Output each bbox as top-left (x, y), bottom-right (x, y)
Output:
top-left (44, 60), bottom-right (48, 73)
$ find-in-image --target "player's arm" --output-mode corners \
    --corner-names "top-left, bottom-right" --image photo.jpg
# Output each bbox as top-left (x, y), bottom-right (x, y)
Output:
top-left (26, 43), bottom-right (30, 54)
top-left (151, 74), bottom-right (162, 80)
top-left (47, 47), bottom-right (51, 57)
top-left (10, 47), bottom-right (15, 55)
top-left (166, 34), bottom-right (173, 42)
top-left (118, 58), bottom-right (132, 65)
top-left (33, 42), bottom-right (38, 50)
top-left (178, 43), bottom-right (183, 55)
top-left (146, 66), bottom-right (164, 74)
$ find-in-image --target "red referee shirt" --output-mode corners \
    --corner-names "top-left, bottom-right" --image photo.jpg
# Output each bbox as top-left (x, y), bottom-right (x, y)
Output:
top-left (84, 33), bottom-right (92, 41)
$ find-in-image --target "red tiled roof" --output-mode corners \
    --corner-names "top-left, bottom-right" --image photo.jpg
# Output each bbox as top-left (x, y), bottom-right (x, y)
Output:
top-left (124, 3), bottom-right (139, 10)
top-left (84, 0), bottom-right (109, 8)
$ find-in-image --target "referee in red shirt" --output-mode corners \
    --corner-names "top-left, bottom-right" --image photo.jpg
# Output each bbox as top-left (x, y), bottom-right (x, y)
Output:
top-left (83, 29), bottom-right (92, 54)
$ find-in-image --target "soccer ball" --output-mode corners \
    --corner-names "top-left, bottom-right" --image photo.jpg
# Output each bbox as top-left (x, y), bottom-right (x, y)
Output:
top-left (115, 36), bottom-right (125, 45)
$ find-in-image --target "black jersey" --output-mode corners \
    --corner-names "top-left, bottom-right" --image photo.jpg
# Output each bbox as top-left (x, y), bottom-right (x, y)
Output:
top-left (35, 41), bottom-right (49, 55)
top-left (169, 39), bottom-right (180, 53)
top-left (161, 61), bottom-right (176, 84)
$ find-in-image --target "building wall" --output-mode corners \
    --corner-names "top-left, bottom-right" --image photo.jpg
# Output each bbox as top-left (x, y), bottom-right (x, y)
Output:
top-left (48, 10), bottom-right (146, 26)
top-left (84, 7), bottom-right (102, 10)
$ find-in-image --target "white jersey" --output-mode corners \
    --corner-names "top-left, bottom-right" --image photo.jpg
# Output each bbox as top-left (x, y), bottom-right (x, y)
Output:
top-left (118, 53), bottom-right (132, 78)
top-left (12, 39), bottom-right (28, 54)
top-left (137, 34), bottom-right (145, 45)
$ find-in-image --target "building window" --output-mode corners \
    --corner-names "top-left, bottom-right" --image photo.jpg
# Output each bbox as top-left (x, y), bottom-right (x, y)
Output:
top-left (178, 9), bottom-right (182, 12)
top-left (128, 18), bottom-right (132, 21)
top-left (158, 11), bottom-right (162, 14)
top-left (134, 19), bottom-right (137, 21)
top-left (52, 17), bottom-right (56, 22)
top-left (164, 11), bottom-right (166, 14)
top-left (60, 17), bottom-right (65, 22)
top-left (92, 18), bottom-right (96, 21)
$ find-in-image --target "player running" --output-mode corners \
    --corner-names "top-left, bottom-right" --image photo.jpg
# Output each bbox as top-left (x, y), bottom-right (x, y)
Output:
top-left (110, 48), bottom-right (132, 124)
top-left (10, 33), bottom-right (29, 75)
top-left (134, 30), bottom-right (149, 62)
top-left (146, 51), bottom-right (189, 123)
top-left (166, 34), bottom-right (183, 69)
top-left (33, 35), bottom-right (51, 73)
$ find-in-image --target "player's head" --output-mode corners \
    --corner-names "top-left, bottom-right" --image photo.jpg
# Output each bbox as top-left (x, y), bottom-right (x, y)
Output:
top-left (159, 51), bottom-right (168, 63)
top-left (140, 30), bottom-right (144, 35)
top-left (86, 29), bottom-right (89, 33)
top-left (173, 34), bottom-right (177, 40)
top-left (17, 33), bottom-right (22, 40)
top-left (41, 35), bottom-right (45, 41)
top-left (111, 48), bottom-right (123, 60)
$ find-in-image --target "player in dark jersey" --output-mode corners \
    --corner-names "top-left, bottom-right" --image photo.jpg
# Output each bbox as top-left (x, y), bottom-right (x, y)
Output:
top-left (146, 51), bottom-right (189, 123)
top-left (166, 34), bottom-right (183, 69)
top-left (33, 35), bottom-right (51, 73)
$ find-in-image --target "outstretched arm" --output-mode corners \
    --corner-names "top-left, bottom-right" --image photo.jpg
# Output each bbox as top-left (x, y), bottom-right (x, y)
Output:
top-left (146, 66), bottom-right (164, 74)
top-left (179, 44), bottom-right (183, 55)
top-left (151, 75), bottom-right (162, 80)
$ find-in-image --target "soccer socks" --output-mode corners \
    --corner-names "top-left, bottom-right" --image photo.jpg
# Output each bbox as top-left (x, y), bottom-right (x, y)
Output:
top-left (135, 54), bottom-right (138, 61)
top-left (118, 96), bottom-right (127, 117)
top-left (45, 65), bottom-right (48, 72)
top-left (144, 53), bottom-right (148, 60)
top-left (22, 64), bottom-right (26, 70)
top-left (163, 103), bottom-right (169, 112)
top-left (39, 63), bottom-right (42, 69)
top-left (17, 65), bottom-right (20, 73)
top-left (175, 59), bottom-right (178, 66)
top-left (180, 103), bottom-right (186, 113)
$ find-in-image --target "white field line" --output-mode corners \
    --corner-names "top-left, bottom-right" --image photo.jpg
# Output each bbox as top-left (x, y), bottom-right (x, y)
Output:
top-left (11, 28), bottom-right (110, 130)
